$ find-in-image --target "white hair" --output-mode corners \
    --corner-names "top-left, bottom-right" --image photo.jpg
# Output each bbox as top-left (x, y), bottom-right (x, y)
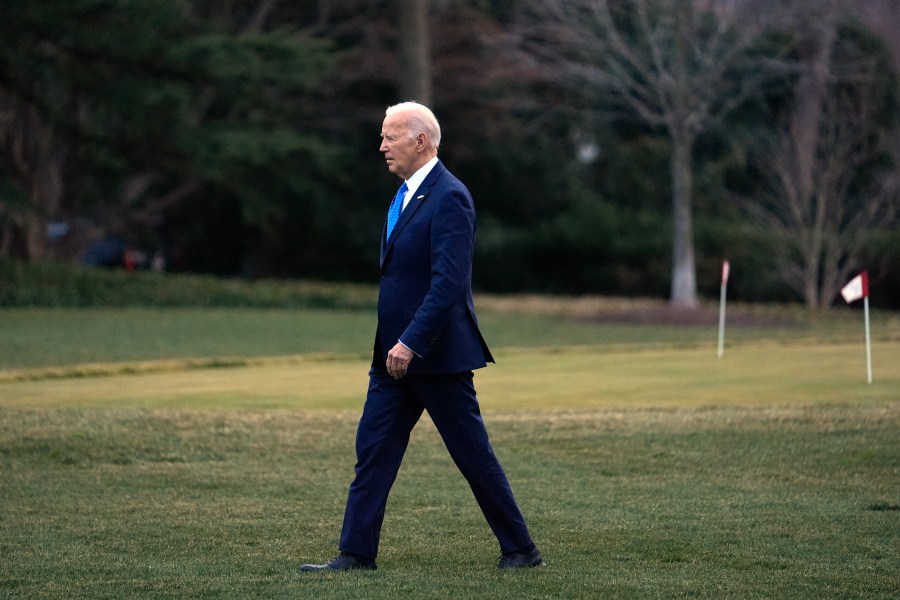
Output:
top-left (385, 101), bottom-right (441, 150)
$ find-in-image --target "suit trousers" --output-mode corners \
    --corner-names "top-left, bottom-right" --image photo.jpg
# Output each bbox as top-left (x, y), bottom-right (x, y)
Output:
top-left (338, 369), bottom-right (534, 559)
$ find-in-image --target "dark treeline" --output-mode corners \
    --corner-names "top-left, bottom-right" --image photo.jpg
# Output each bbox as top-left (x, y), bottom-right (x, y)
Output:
top-left (1, 0), bottom-right (898, 309)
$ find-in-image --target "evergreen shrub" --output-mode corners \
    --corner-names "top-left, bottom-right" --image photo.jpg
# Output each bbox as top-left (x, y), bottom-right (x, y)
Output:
top-left (0, 260), bottom-right (376, 309)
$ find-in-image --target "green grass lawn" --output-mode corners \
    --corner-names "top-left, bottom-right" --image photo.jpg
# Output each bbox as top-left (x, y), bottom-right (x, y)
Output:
top-left (1, 301), bottom-right (892, 371)
top-left (1, 304), bottom-right (898, 598)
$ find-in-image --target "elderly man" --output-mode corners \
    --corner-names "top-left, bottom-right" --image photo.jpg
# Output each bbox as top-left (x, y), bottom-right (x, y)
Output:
top-left (300, 102), bottom-right (543, 572)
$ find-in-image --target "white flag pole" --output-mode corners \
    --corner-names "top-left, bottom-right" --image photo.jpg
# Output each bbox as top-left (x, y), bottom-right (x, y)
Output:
top-left (864, 295), bottom-right (873, 384)
top-left (717, 261), bottom-right (729, 359)
top-left (841, 271), bottom-right (873, 384)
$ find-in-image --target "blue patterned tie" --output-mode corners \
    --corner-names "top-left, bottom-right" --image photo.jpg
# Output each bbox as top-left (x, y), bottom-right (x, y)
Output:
top-left (386, 182), bottom-right (407, 239)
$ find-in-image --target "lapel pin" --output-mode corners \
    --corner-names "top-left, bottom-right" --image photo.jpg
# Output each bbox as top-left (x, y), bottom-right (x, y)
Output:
top-left (417, 195), bottom-right (425, 200)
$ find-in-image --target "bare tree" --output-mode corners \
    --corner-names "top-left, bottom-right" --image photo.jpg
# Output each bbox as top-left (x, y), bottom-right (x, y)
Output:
top-left (516, 0), bottom-right (774, 307)
top-left (742, 6), bottom-right (899, 309)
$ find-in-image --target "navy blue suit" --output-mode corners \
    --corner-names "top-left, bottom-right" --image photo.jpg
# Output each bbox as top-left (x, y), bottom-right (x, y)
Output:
top-left (338, 160), bottom-right (535, 559)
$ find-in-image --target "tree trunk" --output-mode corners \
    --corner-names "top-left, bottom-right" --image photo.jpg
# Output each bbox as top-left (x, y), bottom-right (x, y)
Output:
top-left (669, 130), bottom-right (698, 307)
top-left (2, 103), bottom-right (68, 260)
top-left (790, 2), bottom-right (836, 309)
top-left (398, 0), bottom-right (432, 105)
top-left (669, 3), bottom-right (698, 308)
top-left (23, 214), bottom-right (47, 261)
top-left (790, 7), bottom-right (836, 211)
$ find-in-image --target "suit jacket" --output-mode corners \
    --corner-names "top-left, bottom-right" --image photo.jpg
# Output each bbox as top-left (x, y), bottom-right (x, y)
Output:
top-left (373, 159), bottom-right (494, 374)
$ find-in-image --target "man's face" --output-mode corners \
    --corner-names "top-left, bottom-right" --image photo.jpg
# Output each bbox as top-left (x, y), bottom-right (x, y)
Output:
top-left (380, 112), bottom-right (421, 180)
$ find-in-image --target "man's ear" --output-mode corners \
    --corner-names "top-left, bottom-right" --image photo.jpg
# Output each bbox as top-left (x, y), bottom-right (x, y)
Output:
top-left (416, 133), bottom-right (428, 151)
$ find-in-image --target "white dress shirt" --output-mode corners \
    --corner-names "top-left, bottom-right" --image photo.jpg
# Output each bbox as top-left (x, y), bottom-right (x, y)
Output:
top-left (400, 156), bottom-right (439, 211)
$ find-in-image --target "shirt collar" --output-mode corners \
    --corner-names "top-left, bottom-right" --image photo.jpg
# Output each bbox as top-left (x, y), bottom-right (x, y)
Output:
top-left (402, 156), bottom-right (439, 207)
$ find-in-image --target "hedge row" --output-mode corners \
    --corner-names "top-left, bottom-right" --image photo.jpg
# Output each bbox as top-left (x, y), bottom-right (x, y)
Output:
top-left (0, 260), bottom-right (377, 309)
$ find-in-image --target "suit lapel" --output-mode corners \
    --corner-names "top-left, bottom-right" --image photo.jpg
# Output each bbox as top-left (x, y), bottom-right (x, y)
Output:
top-left (380, 161), bottom-right (445, 267)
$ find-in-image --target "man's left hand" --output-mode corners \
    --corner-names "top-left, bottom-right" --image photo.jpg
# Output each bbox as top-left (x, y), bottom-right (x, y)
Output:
top-left (386, 342), bottom-right (414, 379)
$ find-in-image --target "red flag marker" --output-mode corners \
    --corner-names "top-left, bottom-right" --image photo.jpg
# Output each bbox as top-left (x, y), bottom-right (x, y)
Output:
top-left (717, 261), bottom-right (729, 359)
top-left (841, 271), bottom-right (872, 384)
top-left (840, 271), bottom-right (868, 303)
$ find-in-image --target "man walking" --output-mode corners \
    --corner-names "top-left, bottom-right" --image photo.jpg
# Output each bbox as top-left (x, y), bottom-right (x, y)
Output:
top-left (299, 102), bottom-right (543, 572)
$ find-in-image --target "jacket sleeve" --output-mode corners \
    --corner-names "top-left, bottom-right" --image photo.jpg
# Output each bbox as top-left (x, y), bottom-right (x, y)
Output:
top-left (398, 186), bottom-right (475, 357)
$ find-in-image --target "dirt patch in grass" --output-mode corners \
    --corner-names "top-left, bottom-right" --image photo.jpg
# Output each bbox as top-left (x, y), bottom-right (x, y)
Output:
top-left (581, 304), bottom-right (797, 328)
top-left (477, 294), bottom-right (798, 328)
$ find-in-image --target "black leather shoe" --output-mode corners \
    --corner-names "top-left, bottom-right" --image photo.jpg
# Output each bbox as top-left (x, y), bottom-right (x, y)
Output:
top-left (498, 546), bottom-right (545, 569)
top-left (299, 552), bottom-right (377, 572)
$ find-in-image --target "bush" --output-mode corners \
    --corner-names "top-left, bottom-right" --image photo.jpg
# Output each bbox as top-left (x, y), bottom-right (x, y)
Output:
top-left (0, 260), bottom-right (377, 309)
